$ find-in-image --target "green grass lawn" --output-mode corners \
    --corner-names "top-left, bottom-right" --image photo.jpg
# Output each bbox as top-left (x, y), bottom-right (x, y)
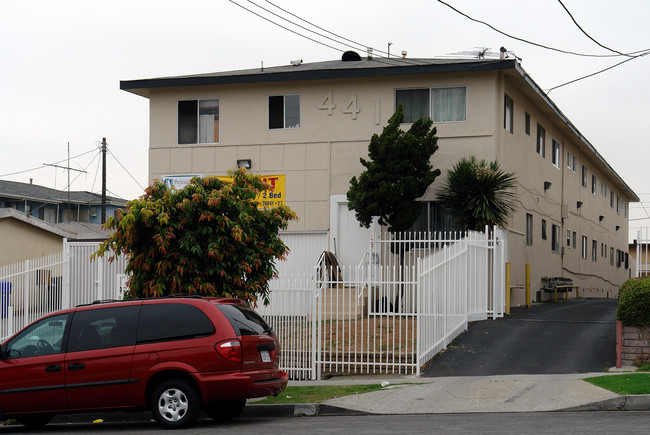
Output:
top-left (253, 384), bottom-right (385, 404)
top-left (585, 373), bottom-right (650, 395)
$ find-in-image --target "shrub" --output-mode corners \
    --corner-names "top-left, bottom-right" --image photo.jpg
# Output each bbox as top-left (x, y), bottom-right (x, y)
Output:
top-left (617, 276), bottom-right (650, 326)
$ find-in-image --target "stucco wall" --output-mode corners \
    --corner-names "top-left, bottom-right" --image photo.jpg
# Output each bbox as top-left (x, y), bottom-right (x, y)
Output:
top-left (0, 218), bottom-right (63, 266)
top-left (144, 66), bottom-right (633, 295)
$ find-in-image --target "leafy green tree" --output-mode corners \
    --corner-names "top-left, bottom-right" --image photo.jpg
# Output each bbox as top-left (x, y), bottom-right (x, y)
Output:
top-left (347, 104), bottom-right (440, 232)
top-left (437, 156), bottom-right (517, 231)
top-left (94, 168), bottom-right (297, 306)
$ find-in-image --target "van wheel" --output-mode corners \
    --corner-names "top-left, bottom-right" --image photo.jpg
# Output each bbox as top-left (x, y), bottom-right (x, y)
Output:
top-left (151, 378), bottom-right (201, 429)
top-left (16, 414), bottom-right (54, 428)
top-left (205, 399), bottom-right (246, 421)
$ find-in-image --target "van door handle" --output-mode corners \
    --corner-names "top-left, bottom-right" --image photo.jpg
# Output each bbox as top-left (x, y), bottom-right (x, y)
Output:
top-left (68, 362), bottom-right (85, 371)
top-left (45, 365), bottom-right (62, 372)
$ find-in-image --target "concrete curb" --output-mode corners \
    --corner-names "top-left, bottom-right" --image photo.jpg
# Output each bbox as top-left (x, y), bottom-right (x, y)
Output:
top-left (563, 395), bottom-right (650, 412)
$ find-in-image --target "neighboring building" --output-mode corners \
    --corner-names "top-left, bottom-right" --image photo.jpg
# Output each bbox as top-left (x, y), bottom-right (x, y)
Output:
top-left (0, 179), bottom-right (127, 225)
top-left (0, 208), bottom-right (116, 266)
top-left (120, 54), bottom-right (638, 302)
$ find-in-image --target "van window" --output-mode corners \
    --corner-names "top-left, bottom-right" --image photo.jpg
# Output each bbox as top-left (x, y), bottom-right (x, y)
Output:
top-left (137, 303), bottom-right (214, 343)
top-left (68, 306), bottom-right (139, 352)
top-left (4, 313), bottom-right (69, 358)
top-left (216, 304), bottom-right (272, 336)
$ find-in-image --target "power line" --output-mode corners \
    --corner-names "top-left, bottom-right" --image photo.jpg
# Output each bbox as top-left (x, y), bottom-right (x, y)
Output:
top-left (229, 0), bottom-right (346, 54)
top-left (0, 148), bottom-right (97, 178)
top-left (546, 52), bottom-right (648, 93)
top-left (107, 147), bottom-right (145, 191)
top-left (436, 0), bottom-right (649, 58)
top-left (556, 0), bottom-right (632, 57)
top-left (247, 0), bottom-right (367, 54)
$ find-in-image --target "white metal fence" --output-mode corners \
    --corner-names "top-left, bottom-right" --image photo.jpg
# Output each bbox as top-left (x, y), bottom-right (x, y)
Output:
top-left (259, 227), bottom-right (507, 380)
top-left (0, 228), bottom-right (507, 380)
top-left (636, 228), bottom-right (650, 277)
top-left (0, 240), bottom-right (128, 341)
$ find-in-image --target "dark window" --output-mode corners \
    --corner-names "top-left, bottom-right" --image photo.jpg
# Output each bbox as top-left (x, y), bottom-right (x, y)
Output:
top-left (525, 112), bottom-right (530, 135)
top-left (137, 303), bottom-right (214, 343)
top-left (178, 99), bottom-right (219, 144)
top-left (269, 94), bottom-right (300, 129)
top-left (541, 219), bottom-right (547, 240)
top-left (178, 100), bottom-right (198, 144)
top-left (396, 89), bottom-right (429, 123)
top-left (526, 213), bottom-right (533, 246)
top-left (536, 124), bottom-right (545, 157)
top-left (408, 201), bottom-right (461, 233)
top-left (217, 304), bottom-right (272, 336)
top-left (551, 224), bottom-right (560, 253)
top-left (504, 94), bottom-right (513, 133)
top-left (68, 306), bottom-right (139, 352)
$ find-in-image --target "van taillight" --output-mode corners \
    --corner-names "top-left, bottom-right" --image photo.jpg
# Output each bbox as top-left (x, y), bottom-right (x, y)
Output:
top-left (216, 340), bottom-right (242, 363)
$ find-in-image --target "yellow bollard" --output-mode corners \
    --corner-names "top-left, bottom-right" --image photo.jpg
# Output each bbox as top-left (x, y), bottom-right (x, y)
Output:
top-left (525, 264), bottom-right (531, 308)
top-left (505, 262), bottom-right (511, 315)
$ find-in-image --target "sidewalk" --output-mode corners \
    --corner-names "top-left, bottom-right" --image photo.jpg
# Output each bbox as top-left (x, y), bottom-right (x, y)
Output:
top-left (247, 369), bottom-right (650, 417)
top-left (50, 369), bottom-right (650, 425)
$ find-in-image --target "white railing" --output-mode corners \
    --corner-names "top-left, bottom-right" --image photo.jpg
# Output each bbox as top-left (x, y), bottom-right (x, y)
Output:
top-left (636, 228), bottom-right (650, 277)
top-left (0, 240), bottom-right (128, 341)
top-left (261, 227), bottom-right (506, 380)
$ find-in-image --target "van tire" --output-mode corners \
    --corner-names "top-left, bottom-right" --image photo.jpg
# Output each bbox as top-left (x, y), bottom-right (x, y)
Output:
top-left (151, 378), bottom-right (201, 429)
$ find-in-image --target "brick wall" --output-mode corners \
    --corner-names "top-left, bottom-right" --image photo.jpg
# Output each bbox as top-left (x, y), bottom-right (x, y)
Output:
top-left (619, 322), bottom-right (650, 366)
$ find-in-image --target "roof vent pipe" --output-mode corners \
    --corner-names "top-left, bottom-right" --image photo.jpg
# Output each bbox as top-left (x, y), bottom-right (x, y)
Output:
top-left (367, 47), bottom-right (373, 60)
top-left (401, 50), bottom-right (407, 58)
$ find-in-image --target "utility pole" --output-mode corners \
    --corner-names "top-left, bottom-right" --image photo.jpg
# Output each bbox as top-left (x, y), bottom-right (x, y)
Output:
top-left (101, 137), bottom-right (107, 224)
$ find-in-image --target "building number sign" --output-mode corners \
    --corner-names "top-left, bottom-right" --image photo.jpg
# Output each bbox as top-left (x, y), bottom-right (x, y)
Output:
top-left (318, 91), bottom-right (360, 119)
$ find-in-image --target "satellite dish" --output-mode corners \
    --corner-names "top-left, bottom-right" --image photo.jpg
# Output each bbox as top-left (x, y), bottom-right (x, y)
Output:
top-left (341, 51), bottom-right (362, 62)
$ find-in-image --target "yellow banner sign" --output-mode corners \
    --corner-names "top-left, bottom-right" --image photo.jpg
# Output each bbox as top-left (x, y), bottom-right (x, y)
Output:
top-left (217, 174), bottom-right (285, 209)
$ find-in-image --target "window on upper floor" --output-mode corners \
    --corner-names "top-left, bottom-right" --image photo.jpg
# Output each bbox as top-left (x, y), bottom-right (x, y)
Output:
top-left (572, 231), bottom-right (577, 249)
top-left (536, 124), bottom-right (545, 157)
top-left (566, 229), bottom-right (572, 248)
top-left (178, 99), bottom-right (219, 145)
top-left (269, 94), bottom-right (300, 129)
top-left (552, 140), bottom-right (560, 168)
top-left (591, 175), bottom-right (597, 196)
top-left (525, 112), bottom-right (530, 135)
top-left (526, 213), bottom-right (533, 246)
top-left (395, 87), bottom-right (467, 123)
top-left (541, 219), bottom-right (547, 240)
top-left (581, 236), bottom-right (588, 259)
top-left (616, 195), bottom-right (621, 214)
top-left (581, 165), bottom-right (588, 189)
top-left (610, 246), bottom-right (614, 266)
top-left (610, 190), bottom-right (614, 208)
top-left (504, 94), bottom-right (513, 133)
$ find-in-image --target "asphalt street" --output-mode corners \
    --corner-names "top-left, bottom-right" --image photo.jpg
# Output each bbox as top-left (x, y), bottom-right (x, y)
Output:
top-left (422, 298), bottom-right (618, 377)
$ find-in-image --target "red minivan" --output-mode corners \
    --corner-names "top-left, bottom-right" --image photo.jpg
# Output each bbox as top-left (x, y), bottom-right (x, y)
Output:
top-left (0, 296), bottom-right (288, 429)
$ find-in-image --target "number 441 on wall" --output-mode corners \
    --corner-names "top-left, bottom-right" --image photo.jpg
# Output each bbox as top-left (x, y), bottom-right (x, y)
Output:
top-left (318, 91), bottom-right (360, 119)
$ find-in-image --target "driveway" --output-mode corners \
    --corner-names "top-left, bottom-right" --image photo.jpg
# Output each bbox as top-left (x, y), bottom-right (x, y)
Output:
top-left (421, 298), bottom-right (618, 377)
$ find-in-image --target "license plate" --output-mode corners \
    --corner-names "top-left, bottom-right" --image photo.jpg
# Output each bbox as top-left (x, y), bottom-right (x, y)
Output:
top-left (260, 350), bottom-right (271, 363)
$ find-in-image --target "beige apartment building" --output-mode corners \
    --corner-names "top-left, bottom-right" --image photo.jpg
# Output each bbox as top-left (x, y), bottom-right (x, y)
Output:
top-left (121, 54), bottom-right (638, 303)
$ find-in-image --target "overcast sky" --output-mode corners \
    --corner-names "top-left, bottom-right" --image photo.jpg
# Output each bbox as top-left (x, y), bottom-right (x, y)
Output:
top-left (1, 0), bottom-right (648, 236)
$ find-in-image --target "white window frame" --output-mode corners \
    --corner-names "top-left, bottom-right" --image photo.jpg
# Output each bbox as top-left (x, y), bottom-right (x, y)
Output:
top-left (581, 236), bottom-right (588, 259)
top-left (581, 165), bottom-right (588, 189)
top-left (591, 175), bottom-right (597, 196)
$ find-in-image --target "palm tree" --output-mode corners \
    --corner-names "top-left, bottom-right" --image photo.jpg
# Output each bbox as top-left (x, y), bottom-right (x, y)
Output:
top-left (437, 156), bottom-right (517, 231)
